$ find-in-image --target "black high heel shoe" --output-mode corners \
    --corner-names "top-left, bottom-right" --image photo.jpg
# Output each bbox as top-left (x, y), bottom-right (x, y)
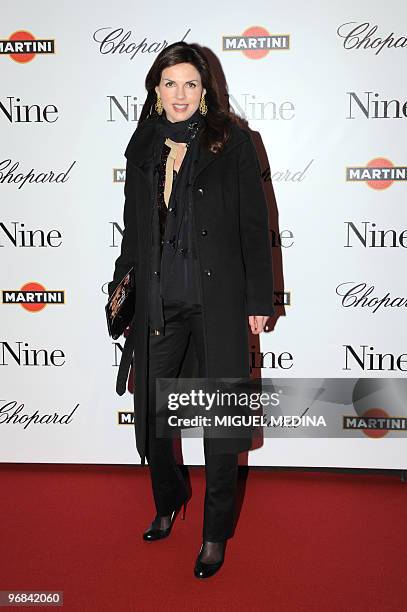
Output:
top-left (194, 540), bottom-right (226, 579)
top-left (142, 499), bottom-right (187, 542)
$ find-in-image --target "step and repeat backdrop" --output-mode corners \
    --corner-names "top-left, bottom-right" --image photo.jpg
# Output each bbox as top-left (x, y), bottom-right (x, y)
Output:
top-left (1, 0), bottom-right (406, 468)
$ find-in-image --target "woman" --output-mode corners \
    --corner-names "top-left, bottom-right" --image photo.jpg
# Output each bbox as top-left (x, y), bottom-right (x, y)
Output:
top-left (108, 41), bottom-right (274, 579)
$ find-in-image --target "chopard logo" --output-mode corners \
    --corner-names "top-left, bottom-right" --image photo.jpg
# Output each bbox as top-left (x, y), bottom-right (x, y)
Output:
top-left (92, 27), bottom-right (191, 60)
top-left (0, 159), bottom-right (76, 187)
top-left (0, 400), bottom-right (79, 428)
top-left (337, 21), bottom-right (407, 55)
top-left (336, 282), bottom-right (407, 313)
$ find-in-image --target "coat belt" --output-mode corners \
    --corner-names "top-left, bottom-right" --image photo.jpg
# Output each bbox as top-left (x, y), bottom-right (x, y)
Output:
top-left (115, 322), bottom-right (160, 395)
top-left (116, 321), bottom-right (135, 396)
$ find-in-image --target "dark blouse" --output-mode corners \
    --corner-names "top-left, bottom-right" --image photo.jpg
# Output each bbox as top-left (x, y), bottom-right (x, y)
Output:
top-left (156, 142), bottom-right (202, 306)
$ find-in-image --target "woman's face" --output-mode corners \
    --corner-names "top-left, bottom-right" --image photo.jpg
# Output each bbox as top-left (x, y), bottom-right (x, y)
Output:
top-left (155, 62), bottom-right (206, 123)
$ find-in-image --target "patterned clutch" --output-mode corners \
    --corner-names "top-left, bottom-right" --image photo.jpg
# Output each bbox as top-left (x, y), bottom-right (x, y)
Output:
top-left (105, 266), bottom-right (135, 340)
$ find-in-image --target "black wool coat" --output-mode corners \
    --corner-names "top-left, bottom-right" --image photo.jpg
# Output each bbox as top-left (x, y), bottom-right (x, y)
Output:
top-left (108, 114), bottom-right (275, 464)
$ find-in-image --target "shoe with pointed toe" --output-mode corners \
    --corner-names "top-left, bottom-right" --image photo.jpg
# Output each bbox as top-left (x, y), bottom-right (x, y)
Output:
top-left (142, 499), bottom-right (187, 542)
top-left (193, 541), bottom-right (225, 579)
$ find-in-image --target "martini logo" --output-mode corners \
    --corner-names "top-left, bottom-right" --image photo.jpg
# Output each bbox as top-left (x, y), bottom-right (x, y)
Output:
top-left (222, 26), bottom-right (290, 59)
top-left (274, 291), bottom-right (291, 306)
top-left (343, 408), bottom-right (407, 439)
top-left (344, 379), bottom-right (407, 438)
top-left (2, 282), bottom-right (65, 311)
top-left (118, 410), bottom-right (135, 425)
top-left (0, 31), bottom-right (55, 63)
top-left (346, 158), bottom-right (407, 189)
top-left (113, 168), bottom-right (126, 182)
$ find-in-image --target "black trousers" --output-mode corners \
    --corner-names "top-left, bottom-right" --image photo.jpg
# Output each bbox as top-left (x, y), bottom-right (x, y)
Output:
top-left (145, 300), bottom-right (238, 542)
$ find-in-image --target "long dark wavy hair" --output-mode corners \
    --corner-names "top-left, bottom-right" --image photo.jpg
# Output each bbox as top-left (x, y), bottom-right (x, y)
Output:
top-left (139, 41), bottom-right (233, 153)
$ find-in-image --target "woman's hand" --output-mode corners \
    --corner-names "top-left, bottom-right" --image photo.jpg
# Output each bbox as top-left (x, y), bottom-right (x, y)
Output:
top-left (248, 315), bottom-right (269, 335)
top-left (123, 325), bottom-right (132, 338)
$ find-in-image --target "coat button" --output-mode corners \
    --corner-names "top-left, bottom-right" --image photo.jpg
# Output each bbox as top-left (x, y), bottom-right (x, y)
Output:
top-left (204, 269), bottom-right (212, 276)
top-left (201, 229), bottom-right (208, 236)
top-left (197, 188), bottom-right (204, 197)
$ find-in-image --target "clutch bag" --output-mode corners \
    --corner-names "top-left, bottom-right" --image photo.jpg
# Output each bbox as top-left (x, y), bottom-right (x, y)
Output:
top-left (105, 266), bottom-right (135, 340)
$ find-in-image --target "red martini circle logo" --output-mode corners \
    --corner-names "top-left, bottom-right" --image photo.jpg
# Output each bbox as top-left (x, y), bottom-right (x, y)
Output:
top-left (366, 158), bottom-right (395, 190)
top-left (0, 31), bottom-right (55, 63)
top-left (360, 408), bottom-right (389, 438)
top-left (2, 282), bottom-right (65, 311)
top-left (242, 26), bottom-right (271, 59)
top-left (222, 26), bottom-right (290, 59)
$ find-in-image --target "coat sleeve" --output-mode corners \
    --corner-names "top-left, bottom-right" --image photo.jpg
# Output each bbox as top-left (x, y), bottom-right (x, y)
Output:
top-left (107, 158), bottom-right (139, 299)
top-left (238, 132), bottom-right (275, 316)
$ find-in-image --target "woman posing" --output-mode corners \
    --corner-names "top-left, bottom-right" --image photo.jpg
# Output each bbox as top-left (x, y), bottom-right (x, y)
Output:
top-left (108, 41), bottom-right (274, 579)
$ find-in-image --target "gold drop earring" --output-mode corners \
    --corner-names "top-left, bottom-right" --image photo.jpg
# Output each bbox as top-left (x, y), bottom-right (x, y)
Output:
top-left (155, 94), bottom-right (163, 115)
top-left (199, 93), bottom-right (208, 116)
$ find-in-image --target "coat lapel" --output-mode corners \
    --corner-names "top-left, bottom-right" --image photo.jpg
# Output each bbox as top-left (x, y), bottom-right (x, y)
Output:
top-left (125, 116), bottom-right (156, 170)
top-left (193, 124), bottom-right (246, 182)
top-left (193, 147), bottom-right (217, 183)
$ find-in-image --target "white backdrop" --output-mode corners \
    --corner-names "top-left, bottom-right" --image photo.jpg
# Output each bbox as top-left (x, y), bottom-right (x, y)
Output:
top-left (1, 0), bottom-right (406, 468)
